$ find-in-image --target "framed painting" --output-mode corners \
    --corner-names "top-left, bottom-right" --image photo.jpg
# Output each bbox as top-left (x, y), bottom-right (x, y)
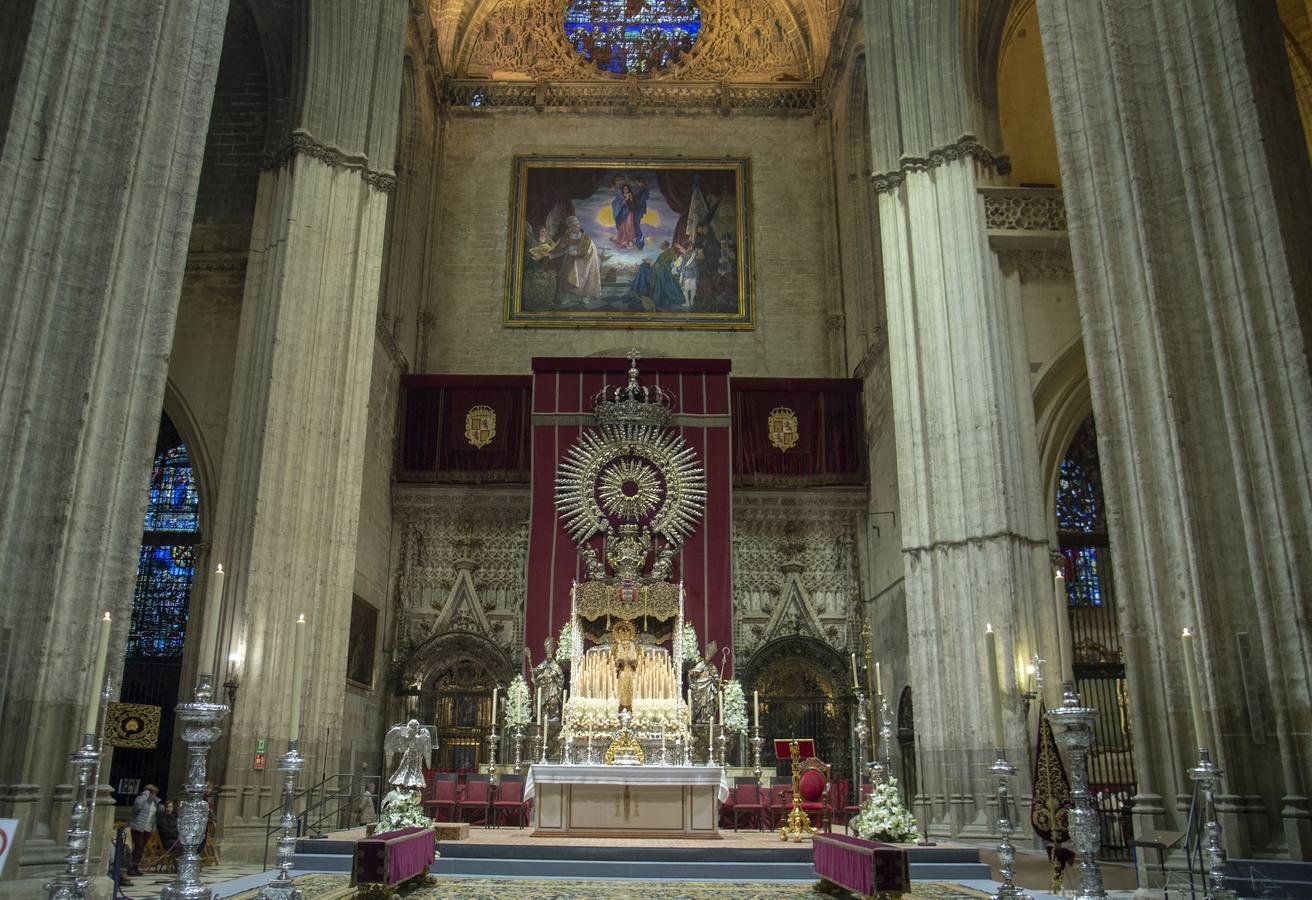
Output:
top-left (346, 596), bottom-right (378, 689)
top-left (504, 156), bottom-right (754, 329)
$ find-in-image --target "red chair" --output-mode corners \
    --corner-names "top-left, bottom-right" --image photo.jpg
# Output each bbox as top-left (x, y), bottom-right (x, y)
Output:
top-left (797, 757), bottom-right (833, 833)
top-left (423, 774), bottom-right (457, 822)
top-left (732, 783), bottom-right (767, 831)
top-left (491, 777), bottom-right (527, 828)
top-left (458, 775), bottom-right (492, 826)
top-left (767, 783), bottom-right (793, 829)
top-left (842, 782), bottom-right (873, 833)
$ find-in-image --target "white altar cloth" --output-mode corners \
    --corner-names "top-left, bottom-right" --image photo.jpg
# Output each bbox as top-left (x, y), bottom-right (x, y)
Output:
top-left (525, 764), bottom-right (728, 837)
top-left (525, 764), bottom-right (729, 802)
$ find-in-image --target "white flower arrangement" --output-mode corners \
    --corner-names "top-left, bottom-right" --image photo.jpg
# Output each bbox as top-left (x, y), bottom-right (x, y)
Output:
top-left (721, 679), bottom-right (748, 733)
top-left (555, 624), bottom-right (572, 663)
top-left (850, 777), bottom-right (921, 844)
top-left (505, 675), bottom-right (532, 727)
top-left (376, 789), bottom-right (438, 847)
top-left (680, 622), bottom-right (701, 663)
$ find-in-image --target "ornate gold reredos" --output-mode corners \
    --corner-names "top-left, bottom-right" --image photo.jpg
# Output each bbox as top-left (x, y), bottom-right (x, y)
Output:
top-left (555, 353), bottom-right (706, 569)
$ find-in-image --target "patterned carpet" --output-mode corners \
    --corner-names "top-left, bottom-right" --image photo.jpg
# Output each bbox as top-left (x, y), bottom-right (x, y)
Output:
top-left (229, 874), bottom-right (992, 900)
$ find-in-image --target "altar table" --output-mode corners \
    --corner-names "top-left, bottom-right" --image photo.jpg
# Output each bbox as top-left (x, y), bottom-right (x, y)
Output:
top-left (525, 764), bottom-right (729, 838)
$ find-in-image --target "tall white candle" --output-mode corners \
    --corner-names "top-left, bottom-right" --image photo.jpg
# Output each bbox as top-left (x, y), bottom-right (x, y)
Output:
top-left (753, 690), bottom-right (759, 730)
top-left (491, 686), bottom-right (498, 725)
top-left (199, 564), bottom-right (225, 675)
top-left (718, 689), bottom-right (724, 724)
top-left (851, 653), bottom-right (858, 689)
top-left (535, 686), bottom-right (542, 724)
top-left (85, 612), bottom-right (112, 735)
top-left (984, 624), bottom-right (1005, 749)
top-left (1054, 568), bottom-right (1075, 685)
top-left (1181, 628), bottom-right (1208, 750)
top-left (289, 613), bottom-right (306, 742)
top-left (874, 661), bottom-right (883, 697)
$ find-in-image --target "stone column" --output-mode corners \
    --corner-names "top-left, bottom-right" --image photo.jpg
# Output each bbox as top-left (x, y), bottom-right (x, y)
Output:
top-left (203, 0), bottom-right (406, 856)
top-left (862, 1), bottom-right (1053, 838)
top-left (0, 0), bottom-right (227, 885)
top-left (1037, 0), bottom-right (1312, 860)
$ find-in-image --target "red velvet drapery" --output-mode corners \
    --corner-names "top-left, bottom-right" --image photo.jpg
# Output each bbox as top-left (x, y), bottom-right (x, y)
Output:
top-left (731, 378), bottom-right (866, 485)
top-left (398, 375), bottom-right (531, 481)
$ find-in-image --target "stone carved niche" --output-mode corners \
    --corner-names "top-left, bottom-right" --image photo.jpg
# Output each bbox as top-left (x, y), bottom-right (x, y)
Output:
top-left (390, 485), bottom-right (530, 685)
top-left (732, 490), bottom-right (867, 665)
top-left (457, 0), bottom-right (810, 82)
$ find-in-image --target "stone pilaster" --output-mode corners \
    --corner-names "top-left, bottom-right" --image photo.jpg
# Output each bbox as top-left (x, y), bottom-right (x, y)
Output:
top-left (1037, 0), bottom-right (1312, 860)
top-left (863, 1), bottom-right (1053, 838)
top-left (0, 0), bottom-right (227, 887)
top-left (202, 0), bottom-right (407, 857)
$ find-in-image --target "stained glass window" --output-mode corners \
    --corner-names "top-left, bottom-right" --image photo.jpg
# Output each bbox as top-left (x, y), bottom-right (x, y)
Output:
top-left (565, 0), bottom-right (701, 76)
top-left (127, 418), bottom-right (200, 659)
top-left (1056, 417), bottom-right (1110, 610)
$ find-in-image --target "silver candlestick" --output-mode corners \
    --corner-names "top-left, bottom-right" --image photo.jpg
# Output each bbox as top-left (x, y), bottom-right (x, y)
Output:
top-left (537, 722), bottom-right (549, 766)
top-left (878, 693), bottom-right (893, 774)
top-left (751, 729), bottom-right (763, 780)
top-left (563, 729), bottom-right (574, 766)
top-left (486, 730), bottom-right (499, 777)
top-left (989, 749), bottom-right (1029, 900)
top-left (512, 724), bottom-right (525, 770)
top-left (854, 690), bottom-right (870, 788)
top-left (257, 744), bottom-right (304, 900)
top-left (1047, 682), bottom-right (1106, 900)
top-left (46, 734), bottom-right (100, 900)
top-left (716, 729), bottom-right (729, 767)
top-left (1189, 748), bottom-right (1232, 899)
top-left (161, 673), bottom-right (229, 900)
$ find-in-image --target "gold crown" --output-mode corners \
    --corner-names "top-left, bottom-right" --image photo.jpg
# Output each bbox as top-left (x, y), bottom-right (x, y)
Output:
top-left (593, 351), bottom-right (674, 429)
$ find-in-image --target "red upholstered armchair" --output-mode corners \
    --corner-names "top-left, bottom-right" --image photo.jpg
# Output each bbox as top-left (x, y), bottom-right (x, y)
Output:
top-left (491, 777), bottom-right (527, 828)
top-left (797, 757), bottom-right (833, 833)
top-left (422, 774), bottom-right (457, 822)
top-left (458, 775), bottom-right (492, 826)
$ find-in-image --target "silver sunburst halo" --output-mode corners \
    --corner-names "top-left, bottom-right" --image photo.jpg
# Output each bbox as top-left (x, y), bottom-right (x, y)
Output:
top-left (598, 458), bottom-right (663, 521)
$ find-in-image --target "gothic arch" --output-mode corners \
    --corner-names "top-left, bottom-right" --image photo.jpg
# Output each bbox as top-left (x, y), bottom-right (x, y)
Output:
top-left (402, 628), bottom-right (516, 691)
top-left (162, 378), bottom-right (217, 540)
top-left (1032, 334), bottom-right (1093, 544)
top-left (740, 634), bottom-right (851, 698)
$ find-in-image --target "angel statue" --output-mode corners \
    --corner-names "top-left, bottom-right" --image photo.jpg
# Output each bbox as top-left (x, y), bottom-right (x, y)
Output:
top-left (384, 719), bottom-right (433, 790)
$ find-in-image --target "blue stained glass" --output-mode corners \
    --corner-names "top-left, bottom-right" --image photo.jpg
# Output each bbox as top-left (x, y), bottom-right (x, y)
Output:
top-left (144, 445), bottom-right (199, 532)
top-left (128, 544), bottom-right (195, 658)
top-left (565, 0), bottom-right (701, 76)
top-left (1060, 545), bottom-right (1104, 607)
top-left (1056, 457), bottom-right (1101, 533)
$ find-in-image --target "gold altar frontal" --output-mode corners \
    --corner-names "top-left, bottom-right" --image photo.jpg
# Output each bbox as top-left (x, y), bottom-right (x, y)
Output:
top-left (525, 764), bottom-right (729, 839)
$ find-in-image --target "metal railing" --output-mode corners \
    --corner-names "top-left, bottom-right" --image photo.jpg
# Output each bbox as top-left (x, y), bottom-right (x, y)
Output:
top-left (259, 772), bottom-right (381, 869)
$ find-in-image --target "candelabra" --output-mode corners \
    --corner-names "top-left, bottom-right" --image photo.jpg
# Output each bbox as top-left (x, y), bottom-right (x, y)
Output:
top-left (716, 730), bottom-right (729, 768)
top-left (257, 744), bottom-right (304, 900)
top-left (161, 673), bottom-right (230, 900)
top-left (1046, 683), bottom-right (1105, 900)
top-left (485, 729), bottom-right (499, 777)
top-left (682, 732), bottom-right (692, 767)
top-left (854, 690), bottom-right (869, 787)
top-left (512, 724), bottom-right (525, 770)
top-left (988, 749), bottom-right (1028, 900)
top-left (1189, 748), bottom-right (1232, 899)
top-left (584, 729), bottom-right (595, 765)
top-left (877, 693), bottom-right (893, 774)
top-left (563, 730), bottom-right (574, 766)
top-left (751, 729), bottom-right (763, 780)
top-left (537, 721), bottom-right (549, 766)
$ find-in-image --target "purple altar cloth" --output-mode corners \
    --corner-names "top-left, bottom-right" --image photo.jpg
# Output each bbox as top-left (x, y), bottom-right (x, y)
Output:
top-left (352, 826), bottom-right (435, 888)
top-left (813, 833), bottom-right (910, 898)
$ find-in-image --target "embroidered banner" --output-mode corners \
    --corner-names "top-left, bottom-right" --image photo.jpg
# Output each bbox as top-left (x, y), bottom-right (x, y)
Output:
top-left (399, 375), bottom-right (532, 481)
top-left (731, 378), bottom-right (865, 485)
top-left (105, 703), bottom-right (161, 749)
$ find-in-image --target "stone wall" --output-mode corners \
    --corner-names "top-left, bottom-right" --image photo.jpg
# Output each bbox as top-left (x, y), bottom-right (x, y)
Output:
top-left (422, 110), bottom-right (840, 377)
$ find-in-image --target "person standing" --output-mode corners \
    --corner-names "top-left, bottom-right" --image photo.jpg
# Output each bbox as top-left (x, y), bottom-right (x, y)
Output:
top-left (128, 784), bottom-right (159, 875)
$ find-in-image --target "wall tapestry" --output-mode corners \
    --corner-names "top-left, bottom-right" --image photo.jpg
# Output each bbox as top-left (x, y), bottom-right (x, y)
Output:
top-left (347, 596), bottom-right (379, 689)
top-left (504, 157), bottom-right (753, 329)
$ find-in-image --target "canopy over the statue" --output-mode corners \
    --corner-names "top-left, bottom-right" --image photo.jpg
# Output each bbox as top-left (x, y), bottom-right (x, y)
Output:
top-left (574, 579), bottom-right (681, 622)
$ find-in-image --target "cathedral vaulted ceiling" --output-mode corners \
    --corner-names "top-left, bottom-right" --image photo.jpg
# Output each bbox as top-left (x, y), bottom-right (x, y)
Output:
top-left (427, 0), bottom-right (846, 82)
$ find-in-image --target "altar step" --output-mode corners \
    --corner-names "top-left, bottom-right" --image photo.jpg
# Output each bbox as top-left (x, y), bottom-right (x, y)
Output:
top-left (293, 838), bottom-right (990, 883)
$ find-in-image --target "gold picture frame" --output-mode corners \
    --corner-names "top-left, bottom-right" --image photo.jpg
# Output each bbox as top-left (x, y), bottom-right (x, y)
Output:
top-left (504, 156), bottom-right (754, 329)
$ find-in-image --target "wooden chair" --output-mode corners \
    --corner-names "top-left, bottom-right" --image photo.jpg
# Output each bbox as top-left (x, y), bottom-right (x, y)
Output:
top-left (458, 775), bottom-right (492, 826)
top-left (491, 777), bottom-right (527, 828)
top-left (797, 757), bottom-right (833, 833)
top-left (732, 783), bottom-right (767, 831)
top-left (423, 773), bottom-right (458, 822)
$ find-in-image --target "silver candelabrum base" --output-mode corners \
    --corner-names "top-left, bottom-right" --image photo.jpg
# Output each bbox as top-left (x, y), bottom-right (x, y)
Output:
top-left (1047, 682), bottom-right (1106, 900)
top-left (1189, 748), bottom-right (1233, 899)
top-left (486, 731), bottom-right (500, 777)
top-left (716, 730), bottom-right (729, 768)
top-left (257, 746), bottom-right (304, 900)
top-left (46, 737), bottom-right (101, 900)
top-left (989, 750), bottom-right (1029, 900)
top-left (161, 674), bottom-right (229, 900)
top-left (751, 730), bottom-right (763, 780)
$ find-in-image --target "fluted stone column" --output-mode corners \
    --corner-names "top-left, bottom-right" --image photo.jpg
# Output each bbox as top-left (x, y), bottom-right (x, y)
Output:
top-left (0, 0), bottom-right (227, 886)
top-left (1037, 0), bottom-right (1312, 860)
top-left (203, 0), bottom-right (406, 856)
top-left (863, 1), bottom-right (1053, 838)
